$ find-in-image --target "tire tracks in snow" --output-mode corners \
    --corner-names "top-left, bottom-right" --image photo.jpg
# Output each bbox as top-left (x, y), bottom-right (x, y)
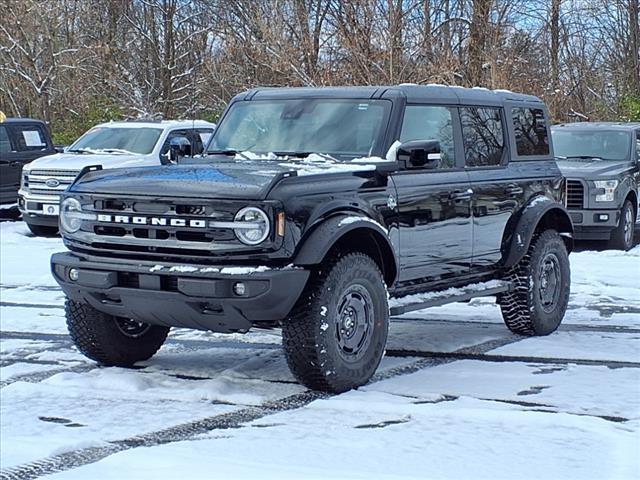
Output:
top-left (0, 336), bottom-right (520, 480)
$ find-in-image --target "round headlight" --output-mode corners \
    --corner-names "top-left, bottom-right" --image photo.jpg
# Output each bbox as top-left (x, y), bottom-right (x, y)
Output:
top-left (59, 198), bottom-right (84, 233)
top-left (234, 207), bottom-right (270, 245)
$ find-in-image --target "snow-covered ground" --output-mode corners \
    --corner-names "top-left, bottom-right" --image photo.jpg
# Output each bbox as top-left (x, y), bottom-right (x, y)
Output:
top-left (1, 220), bottom-right (639, 479)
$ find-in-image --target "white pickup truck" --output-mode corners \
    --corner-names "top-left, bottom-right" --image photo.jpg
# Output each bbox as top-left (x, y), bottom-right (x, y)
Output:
top-left (19, 119), bottom-right (215, 236)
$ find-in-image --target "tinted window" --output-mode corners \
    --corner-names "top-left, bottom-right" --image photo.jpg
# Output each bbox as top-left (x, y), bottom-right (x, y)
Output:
top-left (209, 99), bottom-right (390, 159)
top-left (512, 108), bottom-right (550, 156)
top-left (0, 126), bottom-right (12, 154)
top-left (552, 130), bottom-right (630, 161)
top-left (460, 107), bottom-right (505, 167)
top-left (636, 131), bottom-right (640, 161)
top-left (400, 106), bottom-right (456, 168)
top-left (15, 126), bottom-right (48, 151)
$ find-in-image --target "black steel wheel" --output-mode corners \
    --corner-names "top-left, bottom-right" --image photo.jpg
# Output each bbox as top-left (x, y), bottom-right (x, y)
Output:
top-left (498, 229), bottom-right (570, 336)
top-left (282, 253), bottom-right (389, 393)
top-left (66, 299), bottom-right (169, 367)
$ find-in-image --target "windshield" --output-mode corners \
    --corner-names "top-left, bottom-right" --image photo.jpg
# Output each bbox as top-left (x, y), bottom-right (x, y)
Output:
top-left (70, 127), bottom-right (163, 155)
top-left (208, 99), bottom-right (391, 159)
top-left (552, 130), bottom-right (631, 161)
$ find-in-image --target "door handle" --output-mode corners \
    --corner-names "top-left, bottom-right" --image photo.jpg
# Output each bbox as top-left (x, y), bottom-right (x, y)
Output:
top-left (505, 184), bottom-right (523, 196)
top-left (449, 188), bottom-right (473, 201)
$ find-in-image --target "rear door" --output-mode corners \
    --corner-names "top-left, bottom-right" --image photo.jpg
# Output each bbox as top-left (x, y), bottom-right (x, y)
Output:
top-left (461, 106), bottom-right (521, 272)
top-left (392, 105), bottom-right (473, 282)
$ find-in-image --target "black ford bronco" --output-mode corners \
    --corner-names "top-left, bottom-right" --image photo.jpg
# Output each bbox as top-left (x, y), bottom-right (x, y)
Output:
top-left (552, 122), bottom-right (639, 251)
top-left (51, 86), bottom-right (573, 393)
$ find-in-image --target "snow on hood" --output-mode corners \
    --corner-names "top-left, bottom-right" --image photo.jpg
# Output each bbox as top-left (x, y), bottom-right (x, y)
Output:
top-left (230, 141), bottom-right (401, 177)
top-left (24, 152), bottom-right (159, 171)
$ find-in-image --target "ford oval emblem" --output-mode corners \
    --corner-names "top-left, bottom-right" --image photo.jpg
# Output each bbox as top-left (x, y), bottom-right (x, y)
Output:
top-left (45, 178), bottom-right (60, 188)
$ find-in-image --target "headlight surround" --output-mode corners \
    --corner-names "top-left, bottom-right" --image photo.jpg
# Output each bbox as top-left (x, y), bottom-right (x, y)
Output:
top-left (593, 180), bottom-right (619, 202)
top-left (59, 198), bottom-right (96, 233)
top-left (233, 207), bottom-right (270, 245)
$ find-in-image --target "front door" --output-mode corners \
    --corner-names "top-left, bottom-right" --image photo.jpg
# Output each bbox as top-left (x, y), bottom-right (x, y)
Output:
top-left (393, 105), bottom-right (473, 282)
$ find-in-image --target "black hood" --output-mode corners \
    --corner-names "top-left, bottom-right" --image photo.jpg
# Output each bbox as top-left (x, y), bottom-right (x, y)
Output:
top-left (69, 163), bottom-right (296, 200)
top-left (556, 159), bottom-right (634, 179)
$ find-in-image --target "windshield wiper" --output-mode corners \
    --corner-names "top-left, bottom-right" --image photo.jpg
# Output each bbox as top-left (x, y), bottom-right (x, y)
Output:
top-left (67, 148), bottom-right (95, 154)
top-left (273, 151), bottom-right (338, 162)
top-left (561, 155), bottom-right (618, 161)
top-left (99, 148), bottom-right (137, 155)
top-left (208, 149), bottom-right (252, 161)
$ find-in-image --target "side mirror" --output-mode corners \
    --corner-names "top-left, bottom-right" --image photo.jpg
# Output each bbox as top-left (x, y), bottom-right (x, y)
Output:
top-left (397, 140), bottom-right (441, 169)
top-left (169, 136), bottom-right (191, 163)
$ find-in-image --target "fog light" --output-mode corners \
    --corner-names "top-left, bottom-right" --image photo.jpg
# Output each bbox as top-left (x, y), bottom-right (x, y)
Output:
top-left (69, 268), bottom-right (79, 281)
top-left (598, 214), bottom-right (609, 222)
top-left (233, 282), bottom-right (246, 296)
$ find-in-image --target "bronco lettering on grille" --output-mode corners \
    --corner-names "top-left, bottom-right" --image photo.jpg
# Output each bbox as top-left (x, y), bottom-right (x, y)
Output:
top-left (96, 214), bottom-right (208, 228)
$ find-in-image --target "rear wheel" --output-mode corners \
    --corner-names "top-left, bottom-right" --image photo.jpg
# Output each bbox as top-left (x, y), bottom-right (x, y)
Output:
top-left (65, 299), bottom-right (169, 367)
top-left (609, 200), bottom-right (635, 251)
top-left (282, 253), bottom-right (389, 393)
top-left (498, 229), bottom-right (570, 336)
top-left (26, 223), bottom-right (58, 237)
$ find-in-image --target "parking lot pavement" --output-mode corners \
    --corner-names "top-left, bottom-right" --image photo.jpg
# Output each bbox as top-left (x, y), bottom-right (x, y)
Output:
top-left (1, 221), bottom-right (639, 480)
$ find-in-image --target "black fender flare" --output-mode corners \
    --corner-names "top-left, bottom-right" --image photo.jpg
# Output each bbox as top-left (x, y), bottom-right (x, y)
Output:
top-left (293, 214), bottom-right (397, 285)
top-left (502, 196), bottom-right (574, 269)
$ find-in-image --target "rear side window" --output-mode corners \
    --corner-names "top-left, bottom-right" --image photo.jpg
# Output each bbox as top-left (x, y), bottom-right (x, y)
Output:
top-left (0, 126), bottom-right (12, 154)
top-left (460, 107), bottom-right (505, 167)
top-left (14, 126), bottom-right (48, 151)
top-left (512, 108), bottom-right (550, 156)
top-left (400, 106), bottom-right (456, 168)
top-left (636, 131), bottom-right (640, 161)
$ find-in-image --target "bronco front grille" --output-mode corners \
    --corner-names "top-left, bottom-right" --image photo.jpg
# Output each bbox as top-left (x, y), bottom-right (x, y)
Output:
top-left (65, 195), bottom-right (278, 259)
top-left (26, 169), bottom-right (79, 196)
top-left (565, 180), bottom-right (584, 209)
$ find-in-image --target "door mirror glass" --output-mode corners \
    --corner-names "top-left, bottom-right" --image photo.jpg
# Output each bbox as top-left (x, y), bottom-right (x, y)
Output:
top-left (397, 140), bottom-right (441, 169)
top-left (169, 136), bottom-right (191, 163)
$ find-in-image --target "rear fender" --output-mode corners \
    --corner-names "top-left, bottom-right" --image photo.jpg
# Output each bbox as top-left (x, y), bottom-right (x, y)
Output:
top-left (502, 196), bottom-right (573, 269)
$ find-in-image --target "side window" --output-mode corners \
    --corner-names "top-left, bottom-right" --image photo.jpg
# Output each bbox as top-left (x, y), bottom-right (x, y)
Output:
top-left (512, 107), bottom-right (550, 156)
top-left (399, 106), bottom-right (456, 168)
top-left (160, 129), bottom-right (190, 159)
top-left (636, 131), bottom-right (640, 162)
top-left (14, 126), bottom-right (48, 151)
top-left (0, 126), bottom-right (13, 154)
top-left (460, 107), bottom-right (505, 167)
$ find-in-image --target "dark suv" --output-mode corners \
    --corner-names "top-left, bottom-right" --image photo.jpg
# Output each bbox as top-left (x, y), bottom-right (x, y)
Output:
top-left (51, 86), bottom-right (573, 392)
top-left (0, 117), bottom-right (56, 205)
top-left (552, 122), bottom-right (639, 250)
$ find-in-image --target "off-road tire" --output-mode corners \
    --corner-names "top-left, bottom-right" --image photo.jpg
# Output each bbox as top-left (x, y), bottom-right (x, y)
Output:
top-left (65, 299), bottom-right (169, 367)
top-left (26, 223), bottom-right (58, 237)
top-left (609, 200), bottom-right (635, 251)
top-left (282, 253), bottom-right (389, 393)
top-left (498, 229), bottom-right (570, 336)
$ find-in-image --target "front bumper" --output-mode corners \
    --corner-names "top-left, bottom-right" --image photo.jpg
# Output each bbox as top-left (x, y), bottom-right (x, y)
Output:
top-left (51, 252), bottom-right (310, 333)
top-left (568, 208), bottom-right (619, 240)
top-left (18, 190), bottom-right (61, 226)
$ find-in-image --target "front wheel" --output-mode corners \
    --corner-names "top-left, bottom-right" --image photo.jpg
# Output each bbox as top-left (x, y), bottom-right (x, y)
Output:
top-left (65, 299), bottom-right (169, 367)
top-left (282, 253), bottom-right (389, 393)
top-left (609, 200), bottom-right (635, 251)
top-left (498, 229), bottom-right (570, 336)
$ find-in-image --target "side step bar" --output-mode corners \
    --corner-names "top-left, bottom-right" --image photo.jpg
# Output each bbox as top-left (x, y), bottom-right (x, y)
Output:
top-left (389, 280), bottom-right (514, 316)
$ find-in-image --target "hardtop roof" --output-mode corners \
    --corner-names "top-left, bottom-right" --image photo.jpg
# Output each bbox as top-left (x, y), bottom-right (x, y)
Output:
top-left (242, 84), bottom-right (544, 106)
